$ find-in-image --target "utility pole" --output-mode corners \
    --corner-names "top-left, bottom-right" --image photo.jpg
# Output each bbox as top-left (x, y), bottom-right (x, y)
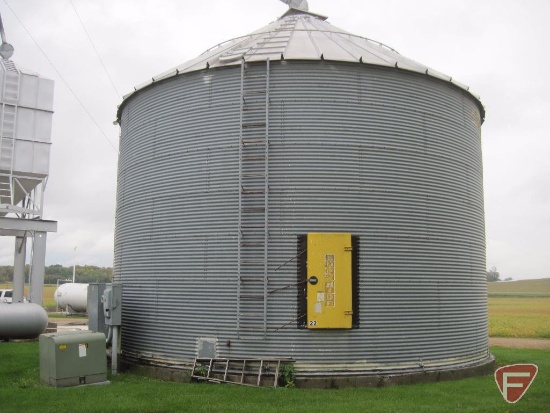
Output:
top-left (72, 246), bottom-right (77, 283)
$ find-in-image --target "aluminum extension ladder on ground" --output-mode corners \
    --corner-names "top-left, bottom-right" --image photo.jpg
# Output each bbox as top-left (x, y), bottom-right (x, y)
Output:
top-left (237, 59), bottom-right (270, 339)
top-left (191, 358), bottom-right (282, 388)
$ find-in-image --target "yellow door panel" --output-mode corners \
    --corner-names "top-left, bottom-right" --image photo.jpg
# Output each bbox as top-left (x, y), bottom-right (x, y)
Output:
top-left (306, 233), bottom-right (353, 329)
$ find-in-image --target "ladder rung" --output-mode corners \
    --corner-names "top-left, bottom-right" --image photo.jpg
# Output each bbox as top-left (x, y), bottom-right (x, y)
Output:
top-left (244, 74), bottom-right (267, 79)
top-left (242, 106), bottom-right (266, 111)
top-left (241, 190), bottom-right (265, 195)
top-left (242, 122), bottom-right (266, 128)
top-left (239, 276), bottom-right (266, 282)
top-left (241, 242), bottom-right (265, 247)
top-left (242, 155), bottom-right (266, 161)
top-left (242, 207), bottom-right (265, 212)
top-left (255, 45), bottom-right (285, 51)
top-left (258, 38), bottom-right (290, 44)
top-left (239, 294), bottom-right (264, 301)
top-left (243, 90), bottom-right (267, 96)
top-left (241, 139), bottom-right (266, 146)
top-left (242, 172), bottom-right (265, 178)
top-left (238, 324), bottom-right (266, 330)
top-left (240, 312), bottom-right (266, 318)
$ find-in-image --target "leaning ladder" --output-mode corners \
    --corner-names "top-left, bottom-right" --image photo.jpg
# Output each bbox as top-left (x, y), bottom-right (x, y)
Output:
top-left (237, 59), bottom-right (270, 338)
top-left (0, 59), bottom-right (20, 205)
top-left (191, 358), bottom-right (281, 388)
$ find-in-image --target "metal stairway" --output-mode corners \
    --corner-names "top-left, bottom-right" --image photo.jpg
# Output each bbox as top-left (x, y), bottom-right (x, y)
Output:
top-left (0, 59), bottom-right (20, 205)
top-left (237, 59), bottom-right (270, 338)
top-left (253, 16), bottom-right (297, 55)
top-left (191, 358), bottom-right (281, 388)
top-left (2, 59), bottom-right (20, 102)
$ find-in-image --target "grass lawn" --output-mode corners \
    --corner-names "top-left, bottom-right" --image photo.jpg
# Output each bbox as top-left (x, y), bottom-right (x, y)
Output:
top-left (0, 342), bottom-right (548, 413)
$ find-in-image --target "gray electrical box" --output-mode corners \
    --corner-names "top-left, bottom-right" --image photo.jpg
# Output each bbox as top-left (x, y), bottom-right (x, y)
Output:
top-left (88, 283), bottom-right (122, 333)
top-left (88, 283), bottom-right (108, 335)
top-left (39, 331), bottom-right (107, 387)
top-left (102, 284), bottom-right (122, 326)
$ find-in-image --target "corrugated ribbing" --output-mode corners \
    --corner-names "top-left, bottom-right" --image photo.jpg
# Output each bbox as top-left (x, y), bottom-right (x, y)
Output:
top-left (114, 61), bottom-right (488, 372)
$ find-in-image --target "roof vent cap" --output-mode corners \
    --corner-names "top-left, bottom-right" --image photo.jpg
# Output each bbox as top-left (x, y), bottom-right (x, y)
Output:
top-left (279, 0), bottom-right (309, 12)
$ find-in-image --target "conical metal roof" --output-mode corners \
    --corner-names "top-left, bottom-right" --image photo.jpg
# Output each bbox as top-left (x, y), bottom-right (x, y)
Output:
top-left (121, 8), bottom-right (483, 117)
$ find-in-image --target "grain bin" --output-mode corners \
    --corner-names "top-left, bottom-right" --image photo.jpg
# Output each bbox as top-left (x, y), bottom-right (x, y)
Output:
top-left (114, 5), bottom-right (492, 386)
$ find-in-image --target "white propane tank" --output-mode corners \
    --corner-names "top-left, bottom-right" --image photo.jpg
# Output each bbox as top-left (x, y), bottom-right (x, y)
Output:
top-left (0, 303), bottom-right (48, 339)
top-left (54, 283), bottom-right (89, 313)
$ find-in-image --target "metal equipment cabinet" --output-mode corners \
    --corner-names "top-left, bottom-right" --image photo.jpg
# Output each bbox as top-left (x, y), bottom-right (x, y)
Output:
top-left (39, 331), bottom-right (107, 387)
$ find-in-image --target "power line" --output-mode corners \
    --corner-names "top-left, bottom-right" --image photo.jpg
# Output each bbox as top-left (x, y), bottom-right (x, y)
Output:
top-left (69, 0), bottom-right (121, 100)
top-left (2, 0), bottom-right (119, 153)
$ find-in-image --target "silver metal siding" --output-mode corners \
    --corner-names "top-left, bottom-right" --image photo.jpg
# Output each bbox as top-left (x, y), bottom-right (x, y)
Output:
top-left (114, 61), bottom-right (488, 371)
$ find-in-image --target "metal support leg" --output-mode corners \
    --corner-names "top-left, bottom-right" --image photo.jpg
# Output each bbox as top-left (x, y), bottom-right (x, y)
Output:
top-left (29, 231), bottom-right (47, 305)
top-left (112, 325), bottom-right (119, 376)
top-left (12, 235), bottom-right (26, 303)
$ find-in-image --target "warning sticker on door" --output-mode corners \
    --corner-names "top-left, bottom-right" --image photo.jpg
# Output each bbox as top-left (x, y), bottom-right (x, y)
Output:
top-left (79, 343), bottom-right (87, 358)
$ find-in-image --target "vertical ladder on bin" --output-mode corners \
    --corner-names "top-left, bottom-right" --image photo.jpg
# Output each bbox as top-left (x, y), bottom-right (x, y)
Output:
top-left (0, 59), bottom-right (20, 205)
top-left (237, 59), bottom-right (270, 338)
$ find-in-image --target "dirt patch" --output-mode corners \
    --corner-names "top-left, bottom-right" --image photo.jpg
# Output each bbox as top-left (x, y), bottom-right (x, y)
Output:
top-left (489, 337), bottom-right (550, 350)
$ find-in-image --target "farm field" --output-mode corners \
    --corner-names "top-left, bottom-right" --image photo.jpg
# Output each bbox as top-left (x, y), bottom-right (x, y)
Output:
top-left (488, 278), bottom-right (550, 338)
top-left (0, 283), bottom-right (57, 309)
top-left (0, 342), bottom-right (548, 413)
top-left (488, 278), bottom-right (550, 297)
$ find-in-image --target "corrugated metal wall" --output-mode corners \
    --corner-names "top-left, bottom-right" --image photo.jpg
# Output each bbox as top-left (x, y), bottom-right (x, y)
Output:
top-left (115, 61), bottom-right (489, 373)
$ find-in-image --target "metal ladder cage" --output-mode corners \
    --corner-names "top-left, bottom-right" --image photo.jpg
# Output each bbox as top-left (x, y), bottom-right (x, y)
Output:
top-left (0, 59), bottom-right (20, 207)
top-left (237, 58), bottom-right (270, 338)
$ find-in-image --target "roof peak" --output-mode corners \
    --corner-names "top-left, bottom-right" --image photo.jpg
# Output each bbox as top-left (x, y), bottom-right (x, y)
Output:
top-left (280, 7), bottom-right (328, 20)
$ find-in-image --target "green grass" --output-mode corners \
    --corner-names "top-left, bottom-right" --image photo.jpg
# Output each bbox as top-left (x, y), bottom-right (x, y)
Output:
top-left (0, 342), bottom-right (548, 413)
top-left (42, 285), bottom-right (57, 309)
top-left (46, 313), bottom-right (88, 319)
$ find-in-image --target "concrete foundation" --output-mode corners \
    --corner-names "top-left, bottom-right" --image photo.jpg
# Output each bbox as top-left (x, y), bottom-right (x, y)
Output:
top-left (295, 357), bottom-right (495, 389)
top-left (121, 354), bottom-right (495, 388)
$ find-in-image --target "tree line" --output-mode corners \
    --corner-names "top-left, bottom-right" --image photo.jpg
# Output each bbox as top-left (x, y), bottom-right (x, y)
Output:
top-left (0, 264), bottom-right (113, 285)
top-left (0, 263), bottom-right (511, 284)
top-left (487, 266), bottom-right (513, 282)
